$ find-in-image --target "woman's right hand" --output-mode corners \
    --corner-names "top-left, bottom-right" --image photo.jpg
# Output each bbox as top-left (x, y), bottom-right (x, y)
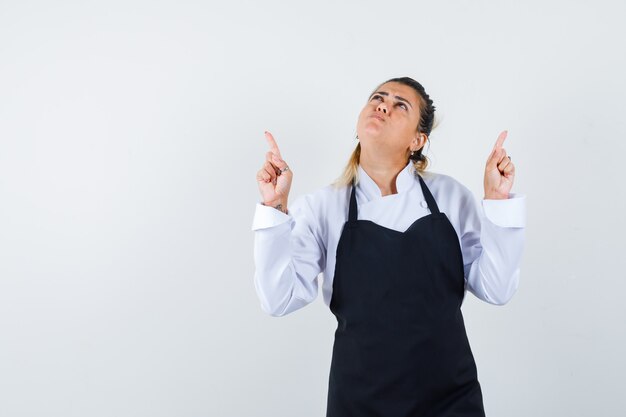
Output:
top-left (256, 131), bottom-right (292, 212)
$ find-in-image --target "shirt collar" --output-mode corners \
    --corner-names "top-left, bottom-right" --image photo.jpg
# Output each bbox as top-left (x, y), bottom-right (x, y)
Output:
top-left (356, 161), bottom-right (416, 201)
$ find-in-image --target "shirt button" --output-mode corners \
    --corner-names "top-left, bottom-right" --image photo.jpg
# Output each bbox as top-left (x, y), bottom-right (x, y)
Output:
top-left (420, 200), bottom-right (428, 208)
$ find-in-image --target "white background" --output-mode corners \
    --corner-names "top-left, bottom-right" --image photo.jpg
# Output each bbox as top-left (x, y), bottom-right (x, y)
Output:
top-left (1, 1), bottom-right (625, 416)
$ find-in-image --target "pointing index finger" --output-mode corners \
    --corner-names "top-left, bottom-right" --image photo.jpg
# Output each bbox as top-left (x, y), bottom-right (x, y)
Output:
top-left (493, 130), bottom-right (508, 151)
top-left (264, 131), bottom-right (282, 158)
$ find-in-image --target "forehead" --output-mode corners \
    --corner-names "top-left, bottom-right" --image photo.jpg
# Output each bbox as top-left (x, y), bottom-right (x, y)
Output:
top-left (373, 82), bottom-right (420, 105)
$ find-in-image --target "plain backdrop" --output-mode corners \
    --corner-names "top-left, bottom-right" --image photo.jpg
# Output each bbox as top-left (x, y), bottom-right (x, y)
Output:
top-left (1, 0), bottom-right (625, 416)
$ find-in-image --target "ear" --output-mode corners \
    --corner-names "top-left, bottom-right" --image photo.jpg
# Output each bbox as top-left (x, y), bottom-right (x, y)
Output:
top-left (412, 133), bottom-right (427, 151)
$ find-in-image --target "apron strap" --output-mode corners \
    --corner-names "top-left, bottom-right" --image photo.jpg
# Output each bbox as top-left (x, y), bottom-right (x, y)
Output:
top-left (348, 173), bottom-right (440, 222)
top-left (348, 180), bottom-right (358, 223)
top-left (417, 174), bottom-right (441, 214)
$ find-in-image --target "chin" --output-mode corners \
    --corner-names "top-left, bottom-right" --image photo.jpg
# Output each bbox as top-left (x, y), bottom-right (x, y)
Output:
top-left (361, 126), bottom-right (384, 137)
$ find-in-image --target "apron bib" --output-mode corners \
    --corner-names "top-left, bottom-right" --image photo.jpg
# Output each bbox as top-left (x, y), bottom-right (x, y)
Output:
top-left (326, 174), bottom-right (486, 417)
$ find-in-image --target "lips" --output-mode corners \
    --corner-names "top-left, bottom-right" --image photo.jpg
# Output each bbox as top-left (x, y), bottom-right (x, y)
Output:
top-left (369, 114), bottom-right (385, 122)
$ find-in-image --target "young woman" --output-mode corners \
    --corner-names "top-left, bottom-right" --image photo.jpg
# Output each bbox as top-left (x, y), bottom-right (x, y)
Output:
top-left (252, 77), bottom-right (526, 416)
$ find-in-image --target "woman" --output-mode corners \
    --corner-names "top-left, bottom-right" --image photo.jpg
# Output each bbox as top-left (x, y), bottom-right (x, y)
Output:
top-left (252, 77), bottom-right (525, 416)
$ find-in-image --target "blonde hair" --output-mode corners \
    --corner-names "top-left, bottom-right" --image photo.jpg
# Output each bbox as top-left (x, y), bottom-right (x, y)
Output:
top-left (332, 77), bottom-right (438, 188)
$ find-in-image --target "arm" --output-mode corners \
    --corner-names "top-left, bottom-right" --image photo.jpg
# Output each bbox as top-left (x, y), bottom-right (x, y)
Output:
top-left (252, 194), bottom-right (326, 316)
top-left (460, 192), bottom-right (526, 305)
top-left (459, 129), bottom-right (526, 305)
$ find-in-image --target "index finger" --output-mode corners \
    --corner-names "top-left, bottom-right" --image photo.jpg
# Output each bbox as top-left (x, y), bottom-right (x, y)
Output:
top-left (264, 131), bottom-right (282, 158)
top-left (493, 130), bottom-right (508, 151)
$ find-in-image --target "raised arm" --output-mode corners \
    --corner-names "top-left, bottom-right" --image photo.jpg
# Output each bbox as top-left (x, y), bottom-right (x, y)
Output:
top-left (252, 131), bottom-right (326, 316)
top-left (461, 130), bottom-right (526, 305)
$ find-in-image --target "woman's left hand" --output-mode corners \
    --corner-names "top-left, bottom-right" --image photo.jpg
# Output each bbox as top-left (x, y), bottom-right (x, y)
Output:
top-left (483, 130), bottom-right (515, 200)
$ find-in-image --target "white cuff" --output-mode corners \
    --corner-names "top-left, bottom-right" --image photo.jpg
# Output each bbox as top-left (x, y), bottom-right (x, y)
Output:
top-left (252, 202), bottom-right (291, 231)
top-left (481, 193), bottom-right (526, 228)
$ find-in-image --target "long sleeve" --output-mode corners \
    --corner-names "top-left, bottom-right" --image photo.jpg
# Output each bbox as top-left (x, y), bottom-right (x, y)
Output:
top-left (458, 191), bottom-right (527, 306)
top-left (251, 195), bottom-right (327, 317)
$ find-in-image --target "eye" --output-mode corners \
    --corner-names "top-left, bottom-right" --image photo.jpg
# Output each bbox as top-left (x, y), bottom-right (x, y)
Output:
top-left (397, 103), bottom-right (408, 110)
top-left (371, 94), bottom-right (383, 101)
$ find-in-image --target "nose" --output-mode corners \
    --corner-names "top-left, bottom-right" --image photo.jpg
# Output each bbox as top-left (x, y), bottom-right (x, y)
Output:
top-left (376, 102), bottom-right (388, 114)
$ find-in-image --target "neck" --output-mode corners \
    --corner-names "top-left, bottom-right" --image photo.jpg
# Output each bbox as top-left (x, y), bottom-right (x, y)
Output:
top-left (359, 150), bottom-right (408, 196)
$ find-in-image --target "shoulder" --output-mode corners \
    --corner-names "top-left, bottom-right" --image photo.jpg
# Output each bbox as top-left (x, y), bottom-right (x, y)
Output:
top-left (287, 183), bottom-right (349, 244)
top-left (420, 170), bottom-right (471, 194)
top-left (419, 170), bottom-right (476, 208)
top-left (289, 182), bottom-right (350, 222)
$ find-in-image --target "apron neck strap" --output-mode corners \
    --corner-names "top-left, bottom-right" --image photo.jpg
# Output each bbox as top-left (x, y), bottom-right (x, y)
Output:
top-left (348, 173), bottom-right (441, 222)
top-left (349, 180), bottom-right (358, 222)
top-left (417, 174), bottom-right (440, 214)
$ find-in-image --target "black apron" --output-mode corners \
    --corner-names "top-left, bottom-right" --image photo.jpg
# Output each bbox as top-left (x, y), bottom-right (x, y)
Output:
top-left (326, 174), bottom-right (486, 416)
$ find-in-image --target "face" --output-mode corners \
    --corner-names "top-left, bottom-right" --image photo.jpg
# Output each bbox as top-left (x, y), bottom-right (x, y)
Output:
top-left (356, 81), bottom-right (426, 159)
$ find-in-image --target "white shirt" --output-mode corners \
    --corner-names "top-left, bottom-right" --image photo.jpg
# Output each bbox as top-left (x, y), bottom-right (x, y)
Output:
top-left (252, 161), bottom-right (526, 317)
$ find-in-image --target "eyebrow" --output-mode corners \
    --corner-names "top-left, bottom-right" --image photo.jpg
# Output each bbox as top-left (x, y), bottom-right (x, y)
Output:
top-left (369, 91), bottom-right (414, 109)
